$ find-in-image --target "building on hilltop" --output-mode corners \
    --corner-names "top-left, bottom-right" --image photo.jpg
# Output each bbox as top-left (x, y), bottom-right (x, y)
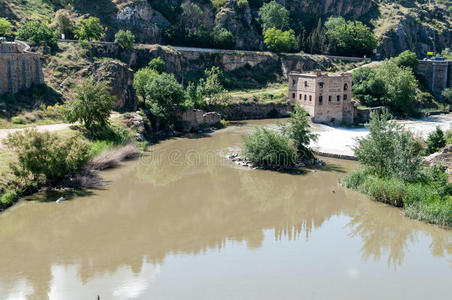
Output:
top-left (288, 71), bottom-right (356, 125)
top-left (0, 41), bottom-right (44, 95)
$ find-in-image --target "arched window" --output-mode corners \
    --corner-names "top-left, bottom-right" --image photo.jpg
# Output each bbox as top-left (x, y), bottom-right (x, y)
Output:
top-left (344, 83), bottom-right (348, 91)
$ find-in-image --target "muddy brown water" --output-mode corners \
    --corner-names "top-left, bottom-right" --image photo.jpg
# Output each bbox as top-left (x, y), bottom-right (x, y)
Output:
top-left (0, 119), bottom-right (451, 300)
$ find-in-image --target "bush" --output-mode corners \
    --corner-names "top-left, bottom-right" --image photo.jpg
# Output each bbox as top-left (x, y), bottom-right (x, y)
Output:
top-left (0, 17), bottom-right (12, 36)
top-left (442, 88), bottom-right (452, 104)
top-left (53, 9), bottom-right (74, 37)
top-left (426, 126), bottom-right (446, 154)
top-left (115, 29), bottom-right (135, 49)
top-left (74, 17), bottom-right (104, 41)
top-left (17, 20), bottom-right (58, 50)
top-left (11, 116), bottom-right (24, 124)
top-left (393, 50), bottom-right (418, 71)
top-left (258, 1), bottom-right (290, 31)
top-left (264, 27), bottom-right (295, 53)
top-left (280, 104), bottom-right (318, 159)
top-left (5, 129), bottom-right (91, 183)
top-left (64, 79), bottom-right (114, 133)
top-left (148, 57), bottom-right (165, 73)
top-left (1, 189), bottom-right (17, 208)
top-left (214, 26), bottom-right (235, 49)
top-left (242, 127), bottom-right (297, 168)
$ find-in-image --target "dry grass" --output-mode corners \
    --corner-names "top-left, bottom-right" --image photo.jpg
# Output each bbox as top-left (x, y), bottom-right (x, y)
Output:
top-left (88, 143), bottom-right (140, 171)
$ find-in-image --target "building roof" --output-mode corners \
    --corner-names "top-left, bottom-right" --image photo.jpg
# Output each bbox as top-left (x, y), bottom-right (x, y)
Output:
top-left (288, 71), bottom-right (351, 78)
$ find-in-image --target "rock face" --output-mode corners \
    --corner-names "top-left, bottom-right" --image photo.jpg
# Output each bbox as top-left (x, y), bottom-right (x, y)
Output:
top-left (115, 0), bottom-right (170, 43)
top-left (87, 60), bottom-right (137, 111)
top-left (377, 14), bottom-right (452, 58)
top-left (179, 109), bottom-right (221, 132)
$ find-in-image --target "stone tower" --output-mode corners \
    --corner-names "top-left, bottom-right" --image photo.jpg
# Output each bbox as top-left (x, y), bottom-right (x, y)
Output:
top-left (288, 71), bottom-right (355, 124)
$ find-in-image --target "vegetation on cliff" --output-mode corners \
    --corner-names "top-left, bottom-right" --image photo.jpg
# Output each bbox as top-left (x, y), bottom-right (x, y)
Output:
top-left (343, 111), bottom-right (452, 227)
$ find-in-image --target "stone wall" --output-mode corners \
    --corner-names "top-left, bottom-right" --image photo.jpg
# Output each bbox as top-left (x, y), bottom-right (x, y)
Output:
top-left (418, 60), bottom-right (452, 99)
top-left (210, 103), bottom-right (293, 120)
top-left (0, 43), bottom-right (44, 95)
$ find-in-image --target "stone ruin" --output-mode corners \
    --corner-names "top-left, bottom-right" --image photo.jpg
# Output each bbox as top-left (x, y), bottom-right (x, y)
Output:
top-left (0, 42), bottom-right (44, 95)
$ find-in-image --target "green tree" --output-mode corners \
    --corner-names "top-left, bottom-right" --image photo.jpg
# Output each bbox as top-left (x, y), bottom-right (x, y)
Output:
top-left (325, 17), bottom-right (377, 56)
top-left (308, 19), bottom-right (327, 54)
top-left (280, 104), bottom-right (318, 159)
top-left (393, 50), bottom-right (418, 71)
top-left (352, 67), bottom-right (386, 107)
top-left (258, 1), bottom-right (290, 31)
top-left (74, 17), bottom-right (104, 41)
top-left (6, 129), bottom-right (90, 183)
top-left (0, 18), bottom-right (12, 36)
top-left (64, 79), bottom-right (114, 133)
top-left (242, 127), bottom-right (296, 168)
top-left (114, 29), bottom-right (135, 49)
top-left (354, 110), bottom-right (423, 181)
top-left (148, 57), bottom-right (165, 73)
top-left (133, 67), bottom-right (158, 101)
top-left (17, 20), bottom-right (58, 50)
top-left (426, 126), bottom-right (446, 154)
top-left (264, 27), bottom-right (295, 53)
top-left (53, 9), bottom-right (73, 37)
top-left (144, 73), bottom-right (186, 117)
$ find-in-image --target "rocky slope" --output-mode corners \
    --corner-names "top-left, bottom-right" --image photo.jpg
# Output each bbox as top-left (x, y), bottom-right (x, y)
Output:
top-left (1, 0), bottom-right (450, 57)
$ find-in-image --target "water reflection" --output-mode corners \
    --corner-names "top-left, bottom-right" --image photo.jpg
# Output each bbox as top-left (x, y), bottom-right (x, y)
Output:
top-left (0, 119), bottom-right (450, 299)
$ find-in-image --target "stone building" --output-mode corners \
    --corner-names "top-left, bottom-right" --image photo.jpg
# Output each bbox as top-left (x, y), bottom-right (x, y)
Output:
top-left (288, 71), bottom-right (354, 124)
top-left (0, 42), bottom-right (44, 95)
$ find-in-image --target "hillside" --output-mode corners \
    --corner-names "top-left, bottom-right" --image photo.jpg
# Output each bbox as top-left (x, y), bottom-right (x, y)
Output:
top-left (0, 0), bottom-right (450, 57)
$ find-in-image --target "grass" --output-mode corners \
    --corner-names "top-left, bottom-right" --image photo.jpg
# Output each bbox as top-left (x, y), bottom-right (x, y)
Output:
top-left (225, 83), bottom-right (289, 104)
top-left (342, 168), bottom-right (452, 227)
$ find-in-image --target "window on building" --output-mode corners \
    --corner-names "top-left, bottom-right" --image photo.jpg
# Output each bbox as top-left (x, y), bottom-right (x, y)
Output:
top-left (299, 94), bottom-right (302, 100)
top-left (328, 95), bottom-right (332, 102)
top-left (304, 95), bottom-right (307, 101)
top-left (319, 96), bottom-right (323, 105)
top-left (319, 82), bottom-right (324, 88)
top-left (304, 81), bottom-right (308, 87)
top-left (292, 79), bottom-right (296, 86)
top-left (292, 93), bottom-right (296, 99)
top-left (337, 95), bottom-right (341, 102)
top-left (343, 94), bottom-right (347, 101)
top-left (309, 95), bottom-right (312, 101)
top-left (344, 83), bottom-right (348, 91)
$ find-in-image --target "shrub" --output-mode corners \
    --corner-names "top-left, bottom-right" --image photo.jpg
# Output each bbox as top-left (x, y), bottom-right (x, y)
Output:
top-left (393, 50), bottom-right (418, 71)
top-left (1, 189), bottom-right (17, 208)
top-left (214, 26), bottom-right (235, 49)
top-left (242, 127), bottom-right (296, 168)
top-left (426, 126), bottom-right (446, 154)
top-left (64, 79), bottom-right (114, 133)
top-left (148, 57), bottom-right (165, 73)
top-left (74, 17), bottom-right (104, 41)
top-left (442, 88), bottom-right (452, 104)
top-left (264, 27), bottom-right (295, 53)
top-left (280, 104), bottom-right (318, 159)
top-left (115, 29), bottom-right (135, 49)
top-left (236, 0), bottom-right (249, 12)
top-left (17, 20), bottom-right (58, 50)
top-left (5, 129), bottom-right (91, 183)
top-left (11, 116), bottom-right (24, 124)
top-left (258, 1), bottom-right (290, 31)
top-left (0, 17), bottom-right (12, 36)
top-left (78, 39), bottom-right (92, 50)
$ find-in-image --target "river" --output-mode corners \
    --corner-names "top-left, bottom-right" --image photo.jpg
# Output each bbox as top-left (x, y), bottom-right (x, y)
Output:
top-left (0, 119), bottom-right (451, 299)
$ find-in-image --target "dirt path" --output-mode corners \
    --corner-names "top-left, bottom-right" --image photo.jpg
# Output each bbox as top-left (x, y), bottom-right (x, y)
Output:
top-left (0, 123), bottom-right (74, 148)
